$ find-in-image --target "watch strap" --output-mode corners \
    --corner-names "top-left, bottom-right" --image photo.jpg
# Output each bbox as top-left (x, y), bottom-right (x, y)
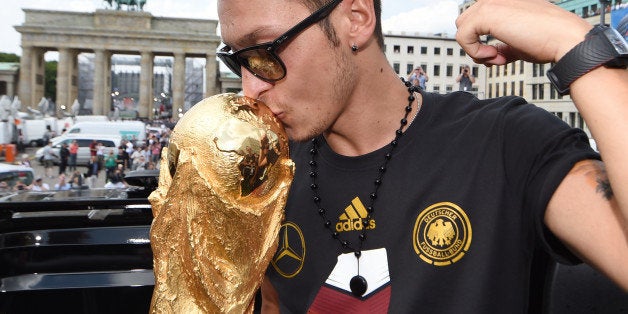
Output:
top-left (547, 26), bottom-right (620, 95)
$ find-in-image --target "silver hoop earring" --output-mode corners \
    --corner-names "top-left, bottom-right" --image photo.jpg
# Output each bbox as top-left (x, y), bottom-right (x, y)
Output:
top-left (351, 44), bottom-right (358, 52)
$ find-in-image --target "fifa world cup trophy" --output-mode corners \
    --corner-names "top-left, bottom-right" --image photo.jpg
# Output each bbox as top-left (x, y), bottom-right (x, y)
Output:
top-left (148, 94), bottom-right (295, 313)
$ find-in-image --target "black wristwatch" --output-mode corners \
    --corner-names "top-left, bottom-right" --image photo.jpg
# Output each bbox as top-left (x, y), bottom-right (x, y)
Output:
top-left (547, 25), bottom-right (628, 95)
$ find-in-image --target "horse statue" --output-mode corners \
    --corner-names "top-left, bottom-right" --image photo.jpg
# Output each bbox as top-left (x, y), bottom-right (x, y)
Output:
top-left (104, 0), bottom-right (147, 11)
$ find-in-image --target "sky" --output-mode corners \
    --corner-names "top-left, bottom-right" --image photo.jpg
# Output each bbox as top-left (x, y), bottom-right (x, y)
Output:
top-left (0, 0), bottom-right (460, 56)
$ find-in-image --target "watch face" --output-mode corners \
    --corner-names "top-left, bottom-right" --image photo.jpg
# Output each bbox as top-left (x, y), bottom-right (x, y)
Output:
top-left (603, 27), bottom-right (628, 55)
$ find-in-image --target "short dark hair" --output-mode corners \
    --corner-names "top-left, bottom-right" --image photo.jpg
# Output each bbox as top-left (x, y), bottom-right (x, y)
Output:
top-left (300, 0), bottom-right (383, 50)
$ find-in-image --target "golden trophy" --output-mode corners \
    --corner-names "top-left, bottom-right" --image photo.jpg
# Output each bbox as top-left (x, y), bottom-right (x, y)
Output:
top-left (148, 94), bottom-right (295, 313)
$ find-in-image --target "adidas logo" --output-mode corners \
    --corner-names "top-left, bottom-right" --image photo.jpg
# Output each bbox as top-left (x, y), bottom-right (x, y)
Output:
top-left (336, 197), bottom-right (376, 232)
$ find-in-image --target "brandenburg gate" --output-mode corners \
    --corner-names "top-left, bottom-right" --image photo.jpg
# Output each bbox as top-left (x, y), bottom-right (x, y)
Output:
top-left (15, 9), bottom-right (221, 119)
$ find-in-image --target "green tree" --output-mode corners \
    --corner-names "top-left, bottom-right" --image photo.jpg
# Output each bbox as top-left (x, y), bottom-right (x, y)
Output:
top-left (0, 53), bottom-right (20, 62)
top-left (45, 61), bottom-right (57, 102)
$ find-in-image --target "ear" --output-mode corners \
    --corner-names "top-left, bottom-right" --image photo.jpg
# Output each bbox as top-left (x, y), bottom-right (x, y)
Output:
top-left (345, 0), bottom-right (376, 49)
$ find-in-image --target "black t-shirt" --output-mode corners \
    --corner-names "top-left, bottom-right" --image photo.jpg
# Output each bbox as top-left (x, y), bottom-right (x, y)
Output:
top-left (265, 91), bottom-right (599, 313)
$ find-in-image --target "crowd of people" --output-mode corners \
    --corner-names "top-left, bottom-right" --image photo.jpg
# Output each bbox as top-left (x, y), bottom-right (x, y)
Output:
top-left (2, 126), bottom-right (170, 192)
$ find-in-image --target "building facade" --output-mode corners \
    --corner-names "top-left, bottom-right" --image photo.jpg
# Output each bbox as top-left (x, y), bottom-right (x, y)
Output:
top-left (383, 32), bottom-right (487, 98)
top-left (0, 63), bottom-right (19, 98)
top-left (458, 0), bottom-right (620, 138)
top-left (15, 9), bottom-right (221, 120)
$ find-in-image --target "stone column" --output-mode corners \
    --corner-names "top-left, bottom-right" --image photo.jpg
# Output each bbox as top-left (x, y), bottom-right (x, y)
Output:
top-left (56, 48), bottom-right (71, 117)
top-left (7, 81), bottom-right (14, 98)
top-left (172, 52), bottom-right (186, 119)
top-left (93, 49), bottom-right (111, 116)
top-left (69, 51), bottom-right (80, 114)
top-left (104, 53), bottom-right (112, 115)
top-left (139, 51), bottom-right (154, 119)
top-left (204, 53), bottom-right (219, 98)
top-left (32, 48), bottom-right (46, 109)
top-left (18, 46), bottom-right (32, 110)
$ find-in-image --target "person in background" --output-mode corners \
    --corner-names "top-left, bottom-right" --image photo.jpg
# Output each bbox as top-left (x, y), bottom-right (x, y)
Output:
top-left (130, 146), bottom-right (143, 171)
top-left (456, 64), bottom-right (475, 91)
top-left (104, 165), bottom-right (127, 189)
top-left (13, 180), bottom-right (28, 191)
top-left (133, 155), bottom-right (148, 171)
top-left (96, 142), bottom-right (106, 171)
top-left (70, 170), bottom-right (85, 189)
top-left (0, 181), bottom-right (11, 192)
top-left (43, 126), bottom-right (54, 145)
top-left (407, 67), bottom-right (429, 90)
top-left (104, 150), bottom-right (118, 180)
top-left (68, 139), bottom-right (79, 171)
top-left (19, 154), bottom-right (31, 167)
top-left (85, 156), bottom-right (99, 188)
top-left (89, 139), bottom-right (97, 159)
top-left (54, 174), bottom-right (71, 191)
top-left (30, 177), bottom-right (50, 191)
top-left (16, 129), bottom-right (25, 153)
top-left (116, 146), bottom-right (129, 171)
top-left (58, 143), bottom-right (70, 176)
top-left (42, 141), bottom-right (57, 178)
top-left (150, 141), bottom-right (161, 164)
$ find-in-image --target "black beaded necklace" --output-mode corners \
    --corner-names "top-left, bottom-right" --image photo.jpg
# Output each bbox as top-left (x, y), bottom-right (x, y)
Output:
top-left (308, 78), bottom-right (420, 297)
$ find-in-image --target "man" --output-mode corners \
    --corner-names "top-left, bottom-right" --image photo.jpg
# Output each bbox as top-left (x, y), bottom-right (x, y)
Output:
top-left (456, 64), bottom-right (475, 91)
top-left (408, 67), bottom-right (429, 90)
top-left (58, 143), bottom-right (70, 176)
top-left (42, 141), bottom-right (58, 178)
top-left (54, 174), bottom-right (71, 191)
top-left (31, 177), bottom-right (50, 191)
top-left (407, 67), bottom-right (428, 90)
top-left (217, 0), bottom-right (628, 312)
top-left (68, 139), bottom-right (79, 171)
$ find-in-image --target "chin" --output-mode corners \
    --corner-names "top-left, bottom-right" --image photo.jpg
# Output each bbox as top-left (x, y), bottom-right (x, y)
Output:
top-left (284, 127), bottom-right (318, 143)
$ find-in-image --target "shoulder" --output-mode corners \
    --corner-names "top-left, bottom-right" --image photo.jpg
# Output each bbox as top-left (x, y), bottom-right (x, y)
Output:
top-left (420, 92), bottom-right (573, 143)
top-left (423, 91), bottom-right (533, 120)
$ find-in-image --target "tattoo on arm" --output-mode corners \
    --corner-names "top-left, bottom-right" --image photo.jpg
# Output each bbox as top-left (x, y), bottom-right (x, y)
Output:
top-left (595, 164), bottom-right (614, 200)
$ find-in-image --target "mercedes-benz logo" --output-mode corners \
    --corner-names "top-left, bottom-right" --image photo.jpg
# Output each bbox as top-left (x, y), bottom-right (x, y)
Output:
top-left (271, 221), bottom-right (306, 278)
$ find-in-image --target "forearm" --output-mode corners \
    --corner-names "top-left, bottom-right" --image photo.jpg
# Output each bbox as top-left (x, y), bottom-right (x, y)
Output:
top-left (570, 67), bottom-right (628, 232)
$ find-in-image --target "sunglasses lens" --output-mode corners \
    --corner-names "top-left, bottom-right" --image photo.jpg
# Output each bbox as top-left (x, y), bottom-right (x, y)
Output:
top-left (218, 53), bottom-right (242, 77)
top-left (238, 49), bottom-right (285, 81)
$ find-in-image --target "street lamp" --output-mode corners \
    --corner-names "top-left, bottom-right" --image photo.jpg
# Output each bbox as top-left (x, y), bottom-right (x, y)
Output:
top-left (111, 90), bottom-right (120, 111)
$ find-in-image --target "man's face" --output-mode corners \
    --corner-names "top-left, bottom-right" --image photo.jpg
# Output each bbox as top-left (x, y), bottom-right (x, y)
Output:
top-left (218, 0), bottom-right (355, 141)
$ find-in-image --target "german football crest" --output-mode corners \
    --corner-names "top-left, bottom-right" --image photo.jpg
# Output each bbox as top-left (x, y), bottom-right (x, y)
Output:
top-left (412, 202), bottom-right (472, 266)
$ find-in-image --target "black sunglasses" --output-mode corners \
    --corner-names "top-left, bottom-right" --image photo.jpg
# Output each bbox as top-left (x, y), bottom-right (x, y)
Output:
top-left (217, 0), bottom-right (343, 82)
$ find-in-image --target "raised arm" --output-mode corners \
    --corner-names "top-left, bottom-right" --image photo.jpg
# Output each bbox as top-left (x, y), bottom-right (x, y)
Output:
top-left (456, 0), bottom-right (628, 291)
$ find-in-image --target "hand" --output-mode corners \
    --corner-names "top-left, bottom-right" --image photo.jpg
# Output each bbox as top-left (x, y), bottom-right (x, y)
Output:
top-left (455, 0), bottom-right (592, 66)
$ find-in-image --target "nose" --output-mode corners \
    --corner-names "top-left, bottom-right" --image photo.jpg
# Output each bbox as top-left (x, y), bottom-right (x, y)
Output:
top-left (240, 69), bottom-right (273, 99)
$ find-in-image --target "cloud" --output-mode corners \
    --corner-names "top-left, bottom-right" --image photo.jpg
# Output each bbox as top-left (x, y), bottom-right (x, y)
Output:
top-left (382, 1), bottom-right (459, 36)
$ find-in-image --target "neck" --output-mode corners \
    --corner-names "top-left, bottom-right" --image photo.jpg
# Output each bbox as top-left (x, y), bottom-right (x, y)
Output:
top-left (323, 67), bottom-right (421, 156)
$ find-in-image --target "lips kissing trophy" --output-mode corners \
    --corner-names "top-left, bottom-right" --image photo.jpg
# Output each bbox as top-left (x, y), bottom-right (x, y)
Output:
top-left (148, 94), bottom-right (295, 313)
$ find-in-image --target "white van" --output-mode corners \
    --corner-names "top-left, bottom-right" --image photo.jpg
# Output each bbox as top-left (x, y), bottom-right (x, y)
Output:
top-left (66, 121), bottom-right (146, 143)
top-left (35, 133), bottom-right (122, 166)
top-left (21, 119), bottom-right (48, 147)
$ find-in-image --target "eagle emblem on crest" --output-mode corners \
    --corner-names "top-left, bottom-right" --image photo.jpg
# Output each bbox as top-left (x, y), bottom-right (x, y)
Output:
top-left (427, 218), bottom-right (455, 247)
